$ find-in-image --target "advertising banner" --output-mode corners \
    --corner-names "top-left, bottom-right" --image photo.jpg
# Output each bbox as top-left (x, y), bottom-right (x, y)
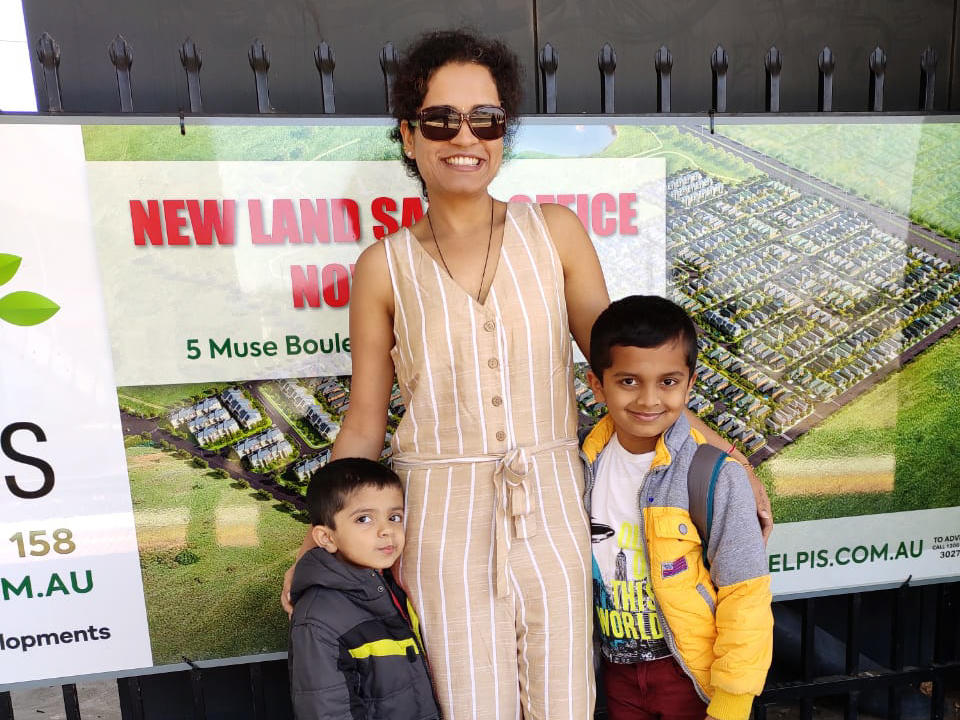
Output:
top-left (1, 125), bottom-right (152, 684)
top-left (2, 116), bottom-right (959, 684)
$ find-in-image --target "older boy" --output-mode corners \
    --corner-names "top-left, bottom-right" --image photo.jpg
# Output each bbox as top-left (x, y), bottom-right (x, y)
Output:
top-left (583, 296), bottom-right (772, 720)
top-left (289, 457), bottom-right (440, 720)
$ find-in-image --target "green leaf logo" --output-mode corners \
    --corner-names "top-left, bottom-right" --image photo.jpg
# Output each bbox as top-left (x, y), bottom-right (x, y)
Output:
top-left (0, 254), bottom-right (22, 286)
top-left (0, 255), bottom-right (61, 326)
top-left (0, 291), bottom-right (60, 326)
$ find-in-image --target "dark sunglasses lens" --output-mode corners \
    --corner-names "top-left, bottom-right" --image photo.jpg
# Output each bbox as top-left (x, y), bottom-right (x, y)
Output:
top-left (468, 109), bottom-right (507, 140)
top-left (419, 109), bottom-right (461, 140)
top-left (417, 106), bottom-right (506, 141)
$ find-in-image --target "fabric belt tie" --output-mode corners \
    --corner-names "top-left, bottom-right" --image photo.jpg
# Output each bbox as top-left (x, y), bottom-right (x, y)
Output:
top-left (393, 437), bottom-right (577, 599)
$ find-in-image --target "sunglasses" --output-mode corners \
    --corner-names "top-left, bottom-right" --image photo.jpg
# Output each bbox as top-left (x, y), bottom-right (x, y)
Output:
top-left (412, 104), bottom-right (507, 141)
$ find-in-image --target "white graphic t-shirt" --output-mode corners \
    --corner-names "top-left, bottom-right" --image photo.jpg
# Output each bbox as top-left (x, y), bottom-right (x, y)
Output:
top-left (591, 432), bottom-right (671, 663)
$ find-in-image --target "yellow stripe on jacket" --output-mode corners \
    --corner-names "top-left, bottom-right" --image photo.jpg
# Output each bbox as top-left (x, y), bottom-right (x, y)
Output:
top-left (348, 638), bottom-right (419, 659)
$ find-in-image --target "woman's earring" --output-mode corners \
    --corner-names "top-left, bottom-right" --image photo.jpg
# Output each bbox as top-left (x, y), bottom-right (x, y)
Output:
top-left (405, 149), bottom-right (414, 158)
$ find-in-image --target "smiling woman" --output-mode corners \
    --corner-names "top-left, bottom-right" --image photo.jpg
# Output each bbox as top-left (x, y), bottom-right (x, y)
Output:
top-left (280, 28), bottom-right (770, 720)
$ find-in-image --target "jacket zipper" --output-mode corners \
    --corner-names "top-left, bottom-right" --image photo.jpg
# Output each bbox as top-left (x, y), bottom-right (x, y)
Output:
top-left (635, 466), bottom-right (711, 704)
top-left (388, 583), bottom-right (443, 717)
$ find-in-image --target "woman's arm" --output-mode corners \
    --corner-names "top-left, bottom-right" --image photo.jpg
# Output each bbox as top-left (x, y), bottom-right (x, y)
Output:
top-left (281, 242), bottom-right (396, 614)
top-left (540, 203), bottom-right (610, 358)
top-left (330, 241), bottom-right (396, 461)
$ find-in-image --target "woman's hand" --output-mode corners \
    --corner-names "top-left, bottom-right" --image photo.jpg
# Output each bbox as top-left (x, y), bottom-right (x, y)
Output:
top-left (281, 564), bottom-right (296, 616)
top-left (282, 241), bottom-right (396, 614)
top-left (282, 531), bottom-right (320, 616)
top-left (745, 464), bottom-right (773, 544)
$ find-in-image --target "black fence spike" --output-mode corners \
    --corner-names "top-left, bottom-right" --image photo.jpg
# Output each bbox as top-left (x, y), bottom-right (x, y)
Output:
top-left (539, 42), bottom-right (558, 113)
top-left (868, 45), bottom-right (886, 111)
top-left (62, 684), bottom-right (81, 720)
top-left (919, 46), bottom-right (937, 111)
top-left (248, 38), bottom-right (275, 113)
top-left (35, 31), bottom-right (63, 112)
top-left (818, 46), bottom-right (835, 111)
top-left (108, 34), bottom-right (134, 112)
top-left (711, 44), bottom-right (728, 112)
top-left (179, 37), bottom-right (203, 113)
top-left (655, 45), bottom-right (672, 113)
top-left (764, 45), bottom-right (782, 112)
top-left (379, 42), bottom-right (398, 114)
top-left (314, 41), bottom-right (336, 113)
top-left (598, 42), bottom-right (616, 113)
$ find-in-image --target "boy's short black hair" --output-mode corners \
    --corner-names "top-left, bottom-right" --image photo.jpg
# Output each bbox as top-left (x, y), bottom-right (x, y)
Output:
top-left (590, 295), bottom-right (698, 379)
top-left (305, 458), bottom-right (403, 528)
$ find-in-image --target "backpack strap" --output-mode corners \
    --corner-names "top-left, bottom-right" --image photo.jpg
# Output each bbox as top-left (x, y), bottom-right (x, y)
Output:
top-left (687, 444), bottom-right (728, 569)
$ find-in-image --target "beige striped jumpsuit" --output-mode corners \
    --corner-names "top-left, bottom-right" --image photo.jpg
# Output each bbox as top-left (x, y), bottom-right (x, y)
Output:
top-left (384, 201), bottom-right (595, 720)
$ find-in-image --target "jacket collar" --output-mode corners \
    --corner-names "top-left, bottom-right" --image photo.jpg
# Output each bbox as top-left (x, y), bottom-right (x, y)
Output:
top-left (290, 547), bottom-right (387, 605)
top-left (581, 412), bottom-right (692, 470)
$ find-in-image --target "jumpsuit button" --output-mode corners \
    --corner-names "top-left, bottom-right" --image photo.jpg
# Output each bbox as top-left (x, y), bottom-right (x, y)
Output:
top-left (377, 585), bottom-right (384, 592)
top-left (488, 358), bottom-right (499, 369)
top-left (491, 395), bottom-right (502, 407)
top-left (483, 320), bottom-right (496, 332)
top-left (495, 430), bottom-right (506, 442)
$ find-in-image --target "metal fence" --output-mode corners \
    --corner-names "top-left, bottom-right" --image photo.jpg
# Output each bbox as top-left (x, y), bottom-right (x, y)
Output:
top-left (27, 32), bottom-right (945, 115)
top-left (2, 582), bottom-right (957, 719)
top-left (2, 28), bottom-right (959, 720)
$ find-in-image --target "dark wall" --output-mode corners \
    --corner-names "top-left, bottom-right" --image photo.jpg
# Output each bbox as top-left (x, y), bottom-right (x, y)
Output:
top-left (20, 0), bottom-right (960, 114)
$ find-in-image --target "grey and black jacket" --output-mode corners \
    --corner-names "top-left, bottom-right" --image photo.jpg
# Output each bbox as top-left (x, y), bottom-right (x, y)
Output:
top-left (289, 548), bottom-right (441, 720)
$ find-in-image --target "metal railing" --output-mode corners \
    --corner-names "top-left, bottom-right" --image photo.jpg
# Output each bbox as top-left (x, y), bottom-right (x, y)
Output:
top-left (26, 32), bottom-right (943, 115)
top-left (2, 582), bottom-right (956, 719)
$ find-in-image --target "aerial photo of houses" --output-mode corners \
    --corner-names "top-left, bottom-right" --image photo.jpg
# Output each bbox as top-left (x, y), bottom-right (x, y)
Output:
top-left (112, 120), bottom-right (959, 665)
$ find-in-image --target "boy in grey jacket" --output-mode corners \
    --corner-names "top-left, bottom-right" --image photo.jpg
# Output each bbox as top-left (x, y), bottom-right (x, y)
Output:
top-left (581, 296), bottom-right (772, 720)
top-left (289, 458), bottom-right (440, 720)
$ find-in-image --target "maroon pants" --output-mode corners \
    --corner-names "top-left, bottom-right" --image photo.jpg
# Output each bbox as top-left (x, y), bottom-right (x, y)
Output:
top-left (603, 657), bottom-right (708, 720)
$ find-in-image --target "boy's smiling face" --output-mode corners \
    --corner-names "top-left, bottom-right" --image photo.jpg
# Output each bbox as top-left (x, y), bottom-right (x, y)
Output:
top-left (312, 485), bottom-right (405, 570)
top-left (587, 340), bottom-right (695, 454)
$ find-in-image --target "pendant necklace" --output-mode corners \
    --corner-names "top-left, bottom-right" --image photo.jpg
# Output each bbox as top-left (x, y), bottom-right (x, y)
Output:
top-left (426, 198), bottom-right (494, 303)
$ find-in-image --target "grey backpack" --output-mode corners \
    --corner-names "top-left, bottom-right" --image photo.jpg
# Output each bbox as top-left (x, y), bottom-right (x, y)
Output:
top-left (686, 444), bottom-right (730, 570)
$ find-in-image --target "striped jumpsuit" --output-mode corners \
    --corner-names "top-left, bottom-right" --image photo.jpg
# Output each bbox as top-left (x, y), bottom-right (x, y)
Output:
top-left (384, 202), bottom-right (595, 720)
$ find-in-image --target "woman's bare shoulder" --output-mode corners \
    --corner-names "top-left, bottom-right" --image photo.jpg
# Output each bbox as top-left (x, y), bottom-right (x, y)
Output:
top-left (537, 202), bottom-right (594, 263)
top-left (356, 237), bottom-right (389, 268)
top-left (538, 201), bottom-right (582, 230)
top-left (353, 240), bottom-right (394, 310)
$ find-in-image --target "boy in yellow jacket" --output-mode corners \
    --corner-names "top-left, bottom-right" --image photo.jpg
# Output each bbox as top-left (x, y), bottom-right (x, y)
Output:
top-left (582, 295), bottom-right (773, 720)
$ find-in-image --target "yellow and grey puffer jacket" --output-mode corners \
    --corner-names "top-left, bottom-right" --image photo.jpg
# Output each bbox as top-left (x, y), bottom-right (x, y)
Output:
top-left (581, 413), bottom-right (773, 720)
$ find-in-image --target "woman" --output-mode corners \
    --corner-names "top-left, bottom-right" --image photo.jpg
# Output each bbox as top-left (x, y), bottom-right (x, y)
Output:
top-left (284, 30), bottom-right (772, 719)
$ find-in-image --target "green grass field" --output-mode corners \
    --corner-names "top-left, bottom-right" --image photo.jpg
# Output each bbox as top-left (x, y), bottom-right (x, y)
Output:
top-left (117, 384), bottom-right (234, 418)
top-left (128, 445), bottom-right (305, 664)
top-left (761, 331), bottom-right (960, 522)
top-left (718, 123), bottom-right (960, 240)
top-left (598, 126), bottom-right (762, 182)
top-left (83, 125), bottom-right (396, 162)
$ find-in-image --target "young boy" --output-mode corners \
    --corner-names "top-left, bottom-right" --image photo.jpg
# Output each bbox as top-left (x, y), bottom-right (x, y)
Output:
top-left (288, 457), bottom-right (440, 720)
top-left (583, 295), bottom-right (773, 720)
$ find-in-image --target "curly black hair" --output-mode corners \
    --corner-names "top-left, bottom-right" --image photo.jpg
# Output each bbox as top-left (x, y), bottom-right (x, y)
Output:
top-left (389, 29), bottom-right (524, 196)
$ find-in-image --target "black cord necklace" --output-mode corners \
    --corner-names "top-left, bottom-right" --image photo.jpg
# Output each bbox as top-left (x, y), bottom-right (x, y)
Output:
top-left (426, 197), bottom-right (494, 303)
